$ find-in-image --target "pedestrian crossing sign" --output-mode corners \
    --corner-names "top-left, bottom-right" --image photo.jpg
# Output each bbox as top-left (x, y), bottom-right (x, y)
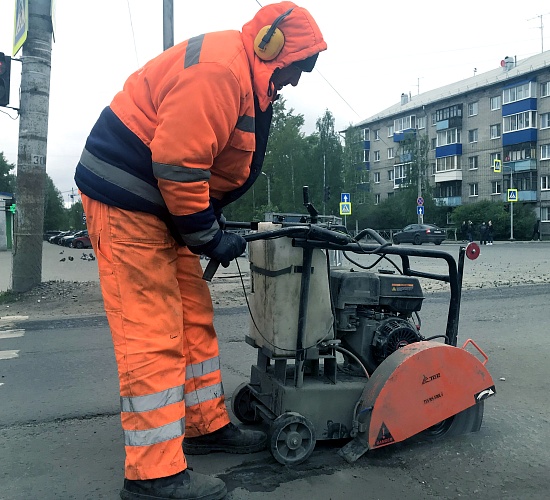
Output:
top-left (493, 159), bottom-right (502, 172)
top-left (507, 189), bottom-right (518, 202)
top-left (339, 202), bottom-right (352, 215)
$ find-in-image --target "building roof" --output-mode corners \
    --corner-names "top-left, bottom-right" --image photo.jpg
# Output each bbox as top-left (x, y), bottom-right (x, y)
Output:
top-left (356, 50), bottom-right (550, 127)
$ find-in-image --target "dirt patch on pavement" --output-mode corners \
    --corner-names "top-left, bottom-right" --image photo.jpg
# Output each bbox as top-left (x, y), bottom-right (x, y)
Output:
top-left (0, 275), bottom-right (249, 321)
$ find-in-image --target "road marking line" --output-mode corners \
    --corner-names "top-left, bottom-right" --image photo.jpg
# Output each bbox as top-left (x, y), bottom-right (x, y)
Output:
top-left (0, 316), bottom-right (29, 322)
top-left (0, 330), bottom-right (25, 339)
top-left (0, 350), bottom-right (19, 360)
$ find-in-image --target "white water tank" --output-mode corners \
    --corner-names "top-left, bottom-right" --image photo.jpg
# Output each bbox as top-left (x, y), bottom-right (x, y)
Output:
top-left (247, 222), bottom-right (334, 357)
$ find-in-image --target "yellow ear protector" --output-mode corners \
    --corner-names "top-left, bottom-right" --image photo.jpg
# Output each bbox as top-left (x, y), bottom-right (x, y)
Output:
top-left (253, 8), bottom-right (294, 61)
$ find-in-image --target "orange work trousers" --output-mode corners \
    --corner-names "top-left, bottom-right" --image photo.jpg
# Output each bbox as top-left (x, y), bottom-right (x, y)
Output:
top-left (81, 194), bottom-right (230, 480)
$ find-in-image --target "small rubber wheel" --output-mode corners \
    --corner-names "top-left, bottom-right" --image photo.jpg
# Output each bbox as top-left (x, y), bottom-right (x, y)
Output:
top-left (269, 412), bottom-right (316, 465)
top-left (231, 383), bottom-right (261, 424)
top-left (422, 401), bottom-right (484, 439)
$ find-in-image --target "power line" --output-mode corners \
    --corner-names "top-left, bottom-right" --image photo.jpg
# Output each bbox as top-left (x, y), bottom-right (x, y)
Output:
top-left (251, 0), bottom-right (361, 120)
top-left (126, 0), bottom-right (140, 66)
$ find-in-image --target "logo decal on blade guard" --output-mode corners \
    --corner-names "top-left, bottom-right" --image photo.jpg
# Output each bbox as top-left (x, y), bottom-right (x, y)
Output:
top-left (475, 386), bottom-right (496, 402)
top-left (374, 422), bottom-right (395, 447)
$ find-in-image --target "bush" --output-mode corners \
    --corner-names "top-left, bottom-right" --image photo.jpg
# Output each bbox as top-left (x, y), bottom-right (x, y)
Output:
top-left (451, 200), bottom-right (536, 241)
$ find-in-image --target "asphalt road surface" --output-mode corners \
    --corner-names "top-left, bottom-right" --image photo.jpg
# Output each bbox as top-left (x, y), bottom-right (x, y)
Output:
top-left (1, 273), bottom-right (549, 499)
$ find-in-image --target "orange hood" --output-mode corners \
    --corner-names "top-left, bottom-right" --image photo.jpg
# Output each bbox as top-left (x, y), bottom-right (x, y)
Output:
top-left (241, 1), bottom-right (327, 111)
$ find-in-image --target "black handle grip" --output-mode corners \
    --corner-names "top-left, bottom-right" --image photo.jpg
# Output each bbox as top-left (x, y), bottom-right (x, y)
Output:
top-left (307, 225), bottom-right (351, 245)
top-left (202, 259), bottom-right (220, 282)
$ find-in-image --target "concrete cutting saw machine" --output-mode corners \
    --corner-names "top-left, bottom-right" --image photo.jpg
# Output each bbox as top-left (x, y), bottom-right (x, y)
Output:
top-left (203, 187), bottom-right (495, 466)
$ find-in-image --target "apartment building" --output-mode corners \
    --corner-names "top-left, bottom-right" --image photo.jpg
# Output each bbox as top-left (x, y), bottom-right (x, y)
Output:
top-left (353, 51), bottom-right (550, 228)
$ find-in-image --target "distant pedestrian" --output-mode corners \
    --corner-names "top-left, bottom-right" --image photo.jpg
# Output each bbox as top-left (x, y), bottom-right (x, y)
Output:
top-left (479, 222), bottom-right (487, 245)
top-left (532, 219), bottom-right (541, 241)
top-left (467, 220), bottom-right (474, 242)
top-left (487, 220), bottom-right (494, 245)
top-left (460, 221), bottom-right (467, 242)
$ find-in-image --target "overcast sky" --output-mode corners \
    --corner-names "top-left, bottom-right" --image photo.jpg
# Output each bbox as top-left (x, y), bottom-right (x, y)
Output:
top-left (1, 0), bottom-right (550, 200)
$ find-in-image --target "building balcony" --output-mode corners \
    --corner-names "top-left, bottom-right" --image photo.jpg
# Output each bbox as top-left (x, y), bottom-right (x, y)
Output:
top-left (434, 169), bottom-right (462, 183)
top-left (501, 190), bottom-right (537, 202)
top-left (393, 129), bottom-right (416, 142)
top-left (502, 158), bottom-right (537, 172)
top-left (434, 196), bottom-right (462, 207)
top-left (355, 162), bottom-right (370, 171)
top-left (435, 116), bottom-right (462, 131)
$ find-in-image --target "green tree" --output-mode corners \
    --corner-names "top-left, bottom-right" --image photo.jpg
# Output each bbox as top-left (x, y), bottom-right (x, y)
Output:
top-left (65, 200), bottom-right (87, 230)
top-left (0, 152), bottom-right (16, 193)
top-left (311, 109), bottom-right (343, 216)
top-left (43, 175), bottom-right (66, 230)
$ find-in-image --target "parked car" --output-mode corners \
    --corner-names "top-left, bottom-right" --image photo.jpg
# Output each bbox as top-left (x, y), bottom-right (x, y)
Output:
top-left (392, 224), bottom-right (446, 245)
top-left (71, 234), bottom-right (92, 249)
top-left (49, 230), bottom-right (72, 245)
top-left (43, 230), bottom-right (62, 241)
top-left (60, 230), bottom-right (88, 247)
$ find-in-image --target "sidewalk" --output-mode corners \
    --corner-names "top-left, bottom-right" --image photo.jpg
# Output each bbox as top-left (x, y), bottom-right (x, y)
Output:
top-left (0, 242), bottom-right (100, 293)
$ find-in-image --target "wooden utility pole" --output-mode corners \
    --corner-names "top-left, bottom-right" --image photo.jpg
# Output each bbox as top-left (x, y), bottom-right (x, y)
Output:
top-left (163, 0), bottom-right (174, 50)
top-left (12, 0), bottom-right (53, 292)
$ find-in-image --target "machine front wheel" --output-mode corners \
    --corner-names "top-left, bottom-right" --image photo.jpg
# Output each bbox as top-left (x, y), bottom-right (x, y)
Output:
top-left (231, 383), bottom-right (261, 424)
top-left (269, 412), bottom-right (316, 465)
top-left (422, 401), bottom-right (484, 439)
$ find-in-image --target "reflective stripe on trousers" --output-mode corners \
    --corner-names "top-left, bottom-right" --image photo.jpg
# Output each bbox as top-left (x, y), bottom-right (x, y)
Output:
top-left (81, 194), bottom-right (230, 481)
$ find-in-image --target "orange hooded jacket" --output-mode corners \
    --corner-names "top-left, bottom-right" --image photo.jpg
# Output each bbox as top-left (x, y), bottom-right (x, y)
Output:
top-left (75, 2), bottom-right (326, 252)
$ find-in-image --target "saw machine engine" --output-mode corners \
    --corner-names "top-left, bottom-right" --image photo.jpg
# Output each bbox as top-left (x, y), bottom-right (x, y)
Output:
top-left (330, 269), bottom-right (424, 375)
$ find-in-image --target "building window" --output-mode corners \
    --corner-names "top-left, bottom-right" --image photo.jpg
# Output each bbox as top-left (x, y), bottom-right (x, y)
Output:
top-left (542, 82), bottom-right (550, 98)
top-left (387, 192), bottom-right (394, 198)
top-left (541, 175), bottom-right (550, 190)
top-left (388, 170), bottom-right (394, 181)
top-left (542, 207), bottom-right (550, 222)
top-left (437, 128), bottom-right (461, 146)
top-left (431, 163), bottom-right (436, 176)
top-left (469, 183), bottom-right (479, 197)
top-left (468, 129), bottom-right (478, 143)
top-left (373, 171), bottom-right (381, 183)
top-left (469, 156), bottom-right (479, 170)
top-left (417, 116), bottom-right (426, 129)
top-left (436, 155), bottom-right (460, 172)
top-left (490, 124), bottom-right (501, 139)
top-left (503, 81), bottom-right (536, 104)
top-left (491, 181), bottom-right (501, 195)
top-left (431, 138), bottom-right (437, 150)
top-left (541, 144), bottom-right (550, 160)
top-left (490, 152), bottom-right (502, 165)
top-left (362, 128), bottom-right (370, 141)
top-left (394, 115), bottom-right (416, 133)
top-left (373, 151), bottom-right (381, 162)
top-left (387, 125), bottom-right (394, 137)
top-left (394, 164), bottom-right (409, 187)
top-left (375, 193), bottom-right (381, 204)
top-left (541, 113), bottom-right (550, 129)
top-left (468, 102), bottom-right (478, 116)
top-left (387, 147), bottom-right (395, 159)
top-left (374, 129), bottom-right (380, 141)
top-left (431, 113), bottom-right (437, 126)
top-left (490, 96), bottom-right (501, 110)
top-left (435, 104), bottom-right (462, 122)
top-left (363, 149), bottom-right (370, 162)
top-left (503, 111), bottom-right (537, 133)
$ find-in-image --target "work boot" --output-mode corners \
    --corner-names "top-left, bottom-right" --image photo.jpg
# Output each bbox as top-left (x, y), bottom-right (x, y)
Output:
top-left (183, 422), bottom-right (267, 455)
top-left (120, 469), bottom-right (226, 500)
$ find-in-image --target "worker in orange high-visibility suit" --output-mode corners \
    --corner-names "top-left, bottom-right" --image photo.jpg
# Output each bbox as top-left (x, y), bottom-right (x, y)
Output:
top-left (74, 2), bottom-right (326, 499)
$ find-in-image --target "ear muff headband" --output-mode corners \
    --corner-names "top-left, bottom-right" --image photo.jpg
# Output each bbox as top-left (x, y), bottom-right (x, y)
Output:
top-left (254, 8), bottom-right (294, 61)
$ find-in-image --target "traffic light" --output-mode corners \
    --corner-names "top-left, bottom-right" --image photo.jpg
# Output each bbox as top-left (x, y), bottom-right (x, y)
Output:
top-left (0, 52), bottom-right (12, 107)
top-left (324, 186), bottom-right (331, 202)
